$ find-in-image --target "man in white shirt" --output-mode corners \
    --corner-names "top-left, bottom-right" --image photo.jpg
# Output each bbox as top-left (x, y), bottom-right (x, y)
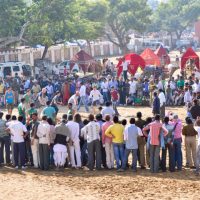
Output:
top-left (68, 91), bottom-right (79, 112)
top-left (66, 115), bottom-right (81, 168)
top-left (121, 57), bottom-right (129, 81)
top-left (184, 87), bottom-right (192, 104)
top-left (101, 79), bottom-right (109, 103)
top-left (193, 79), bottom-right (200, 93)
top-left (101, 101), bottom-right (115, 120)
top-left (77, 82), bottom-right (89, 112)
top-left (81, 114), bottom-right (101, 170)
top-left (129, 78), bottom-right (137, 100)
top-left (158, 89), bottom-right (166, 120)
top-left (89, 86), bottom-right (102, 114)
top-left (34, 66), bottom-right (39, 79)
top-left (7, 115), bottom-right (27, 169)
top-left (37, 116), bottom-right (51, 170)
top-left (46, 82), bottom-right (54, 100)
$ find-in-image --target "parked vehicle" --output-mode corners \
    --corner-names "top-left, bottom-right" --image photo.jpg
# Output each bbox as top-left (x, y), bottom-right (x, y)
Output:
top-left (58, 60), bottom-right (79, 74)
top-left (0, 61), bottom-right (33, 78)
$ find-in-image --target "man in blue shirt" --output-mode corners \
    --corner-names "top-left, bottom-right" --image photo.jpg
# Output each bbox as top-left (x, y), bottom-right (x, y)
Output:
top-left (42, 101), bottom-right (56, 121)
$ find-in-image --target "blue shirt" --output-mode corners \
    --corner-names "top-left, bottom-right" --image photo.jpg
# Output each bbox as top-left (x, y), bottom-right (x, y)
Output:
top-left (42, 106), bottom-right (56, 120)
top-left (5, 91), bottom-right (14, 104)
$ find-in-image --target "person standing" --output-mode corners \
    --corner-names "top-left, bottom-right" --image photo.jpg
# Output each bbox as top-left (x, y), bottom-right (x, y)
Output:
top-left (51, 91), bottom-right (62, 114)
top-left (78, 82), bottom-right (89, 112)
top-left (81, 114), bottom-right (102, 170)
top-left (121, 57), bottom-right (129, 81)
top-left (0, 112), bottom-right (10, 166)
top-left (102, 115), bottom-right (114, 169)
top-left (4, 87), bottom-right (15, 115)
top-left (118, 77), bottom-right (126, 105)
top-left (194, 118), bottom-right (200, 175)
top-left (135, 112), bottom-right (146, 169)
top-left (122, 118), bottom-right (143, 172)
top-left (53, 116), bottom-right (71, 170)
top-left (158, 89), bottom-right (166, 120)
top-left (68, 91), bottom-right (79, 114)
top-left (101, 79), bottom-right (109, 103)
top-left (172, 114), bottom-right (183, 171)
top-left (152, 92), bottom-right (160, 116)
top-left (66, 115), bottom-right (81, 168)
top-left (143, 115), bottom-right (168, 173)
top-left (37, 116), bottom-right (51, 170)
top-left (182, 117), bottom-right (197, 168)
top-left (110, 86), bottom-right (119, 116)
top-left (29, 113), bottom-right (40, 168)
top-left (105, 116), bottom-right (124, 171)
top-left (101, 101), bottom-right (115, 120)
top-left (161, 116), bottom-right (175, 172)
top-left (42, 101), bottom-right (56, 122)
top-left (7, 116), bottom-right (27, 169)
top-left (190, 99), bottom-right (200, 121)
top-left (18, 98), bottom-right (26, 124)
top-left (89, 86), bottom-right (102, 114)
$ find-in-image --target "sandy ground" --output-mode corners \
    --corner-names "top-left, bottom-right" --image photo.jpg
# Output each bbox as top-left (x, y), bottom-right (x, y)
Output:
top-left (1, 105), bottom-right (200, 200)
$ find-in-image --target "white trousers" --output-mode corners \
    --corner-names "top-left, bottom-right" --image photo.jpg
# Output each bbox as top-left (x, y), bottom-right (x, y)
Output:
top-left (31, 139), bottom-right (40, 168)
top-left (53, 144), bottom-right (68, 167)
top-left (105, 142), bottom-right (114, 169)
top-left (69, 141), bottom-right (81, 167)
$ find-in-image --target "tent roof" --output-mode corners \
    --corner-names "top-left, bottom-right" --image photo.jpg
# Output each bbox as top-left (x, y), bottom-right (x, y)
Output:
top-left (140, 48), bottom-right (161, 66)
top-left (71, 50), bottom-right (94, 64)
top-left (154, 45), bottom-right (170, 65)
top-left (181, 48), bottom-right (199, 70)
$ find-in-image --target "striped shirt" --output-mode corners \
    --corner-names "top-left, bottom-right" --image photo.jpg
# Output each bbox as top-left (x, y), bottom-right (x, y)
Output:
top-left (173, 120), bottom-right (182, 139)
top-left (143, 121), bottom-right (168, 145)
top-left (81, 121), bottom-right (100, 143)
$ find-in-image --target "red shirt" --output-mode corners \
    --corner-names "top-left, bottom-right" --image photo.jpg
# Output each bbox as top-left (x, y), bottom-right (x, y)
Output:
top-left (111, 90), bottom-right (118, 101)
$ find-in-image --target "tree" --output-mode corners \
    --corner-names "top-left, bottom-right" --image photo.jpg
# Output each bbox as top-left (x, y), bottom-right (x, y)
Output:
top-left (105, 0), bottom-right (152, 54)
top-left (25, 0), bottom-right (78, 59)
top-left (0, 0), bottom-right (27, 48)
top-left (71, 0), bottom-right (108, 54)
top-left (152, 0), bottom-right (200, 41)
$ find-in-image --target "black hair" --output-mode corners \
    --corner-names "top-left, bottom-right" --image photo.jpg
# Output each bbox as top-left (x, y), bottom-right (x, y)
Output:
top-left (155, 114), bottom-right (160, 121)
top-left (18, 116), bottom-right (24, 122)
top-left (0, 112), bottom-right (3, 119)
top-left (12, 115), bottom-right (17, 120)
top-left (47, 117), bottom-right (54, 125)
top-left (96, 114), bottom-right (102, 121)
top-left (68, 114), bottom-right (73, 121)
top-left (42, 115), bottom-right (47, 121)
top-left (5, 114), bottom-right (11, 121)
top-left (136, 112), bottom-right (142, 119)
top-left (121, 119), bottom-right (127, 126)
top-left (130, 118), bottom-right (135, 124)
top-left (113, 116), bottom-right (119, 123)
top-left (105, 102), bottom-right (111, 107)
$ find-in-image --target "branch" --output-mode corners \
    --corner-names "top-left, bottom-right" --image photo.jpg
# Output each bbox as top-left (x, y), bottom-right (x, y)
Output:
top-left (105, 32), bottom-right (120, 46)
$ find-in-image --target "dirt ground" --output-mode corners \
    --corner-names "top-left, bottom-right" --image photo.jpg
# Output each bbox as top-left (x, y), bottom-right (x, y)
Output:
top-left (1, 105), bottom-right (200, 200)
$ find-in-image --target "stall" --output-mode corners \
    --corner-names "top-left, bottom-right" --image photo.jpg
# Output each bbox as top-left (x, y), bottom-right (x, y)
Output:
top-left (155, 45), bottom-right (170, 66)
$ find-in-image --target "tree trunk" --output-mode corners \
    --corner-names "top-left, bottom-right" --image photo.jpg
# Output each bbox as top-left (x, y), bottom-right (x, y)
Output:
top-left (42, 45), bottom-right (49, 60)
top-left (86, 40), bottom-right (92, 55)
top-left (120, 44), bottom-right (129, 55)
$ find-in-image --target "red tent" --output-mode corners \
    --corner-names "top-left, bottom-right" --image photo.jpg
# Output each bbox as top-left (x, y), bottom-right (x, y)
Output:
top-left (181, 48), bottom-right (199, 70)
top-left (70, 50), bottom-right (95, 73)
top-left (155, 45), bottom-right (170, 65)
top-left (140, 48), bottom-right (161, 66)
top-left (117, 53), bottom-right (145, 77)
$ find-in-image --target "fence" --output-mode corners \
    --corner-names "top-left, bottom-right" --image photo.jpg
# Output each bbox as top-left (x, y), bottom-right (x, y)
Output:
top-left (0, 42), bottom-right (122, 66)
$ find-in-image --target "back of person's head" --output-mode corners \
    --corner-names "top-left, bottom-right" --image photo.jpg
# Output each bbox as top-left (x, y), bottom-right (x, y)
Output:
top-left (153, 92), bottom-right (157, 97)
top-left (146, 117), bottom-right (152, 124)
top-left (30, 103), bottom-right (35, 108)
top-left (83, 119), bottom-right (89, 126)
top-left (193, 99), bottom-right (198, 105)
top-left (136, 112), bottom-right (142, 119)
top-left (105, 102), bottom-right (111, 107)
top-left (47, 117), bottom-right (54, 125)
top-left (21, 98), bottom-right (25, 103)
top-left (46, 101), bottom-right (51, 106)
top-left (164, 116), bottom-right (169, 124)
top-left (96, 114), bottom-right (102, 121)
top-left (113, 116), bottom-right (119, 123)
top-left (62, 114), bottom-right (68, 121)
top-left (155, 114), bottom-right (160, 121)
top-left (173, 114), bottom-right (178, 120)
top-left (186, 117), bottom-right (193, 125)
top-left (105, 115), bottom-right (111, 122)
top-left (18, 116), bottom-right (24, 122)
top-left (98, 106), bottom-right (103, 111)
top-left (42, 115), bottom-right (47, 121)
top-left (68, 103), bottom-right (72, 108)
top-left (0, 112), bottom-right (3, 119)
top-left (12, 115), bottom-right (17, 120)
top-left (121, 119), bottom-right (127, 126)
top-left (130, 118), bottom-right (135, 124)
top-left (68, 114), bottom-right (73, 121)
top-left (5, 114), bottom-right (11, 121)
top-left (88, 114), bottom-right (94, 121)
top-left (74, 113), bottom-right (82, 123)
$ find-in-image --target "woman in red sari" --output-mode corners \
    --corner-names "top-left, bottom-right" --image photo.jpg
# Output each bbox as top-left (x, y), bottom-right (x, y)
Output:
top-left (62, 81), bottom-right (70, 105)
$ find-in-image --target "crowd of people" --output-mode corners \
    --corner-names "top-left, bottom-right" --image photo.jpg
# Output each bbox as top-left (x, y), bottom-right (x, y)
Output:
top-left (0, 58), bottom-right (200, 176)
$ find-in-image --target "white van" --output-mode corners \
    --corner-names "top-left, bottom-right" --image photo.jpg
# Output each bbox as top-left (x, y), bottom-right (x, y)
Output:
top-left (0, 62), bottom-right (33, 78)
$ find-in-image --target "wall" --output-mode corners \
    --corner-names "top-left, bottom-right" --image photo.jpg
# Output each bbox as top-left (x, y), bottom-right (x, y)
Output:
top-left (0, 42), bottom-right (122, 66)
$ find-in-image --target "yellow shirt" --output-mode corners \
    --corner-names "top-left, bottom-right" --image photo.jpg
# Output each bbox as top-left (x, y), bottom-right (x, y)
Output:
top-left (105, 123), bottom-right (124, 143)
top-left (0, 84), bottom-right (4, 94)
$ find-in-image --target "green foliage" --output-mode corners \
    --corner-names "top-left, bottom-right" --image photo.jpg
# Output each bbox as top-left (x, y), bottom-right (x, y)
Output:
top-left (151, 0), bottom-right (200, 38)
top-left (106, 0), bottom-right (152, 52)
top-left (0, 0), bottom-right (26, 37)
